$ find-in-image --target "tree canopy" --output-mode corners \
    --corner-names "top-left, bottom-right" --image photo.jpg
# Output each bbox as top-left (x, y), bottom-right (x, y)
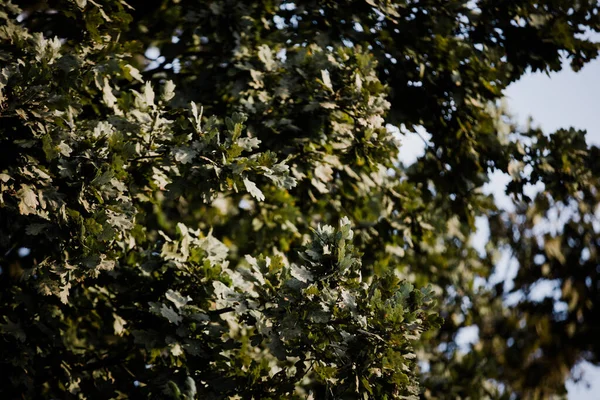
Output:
top-left (1, 0), bottom-right (599, 398)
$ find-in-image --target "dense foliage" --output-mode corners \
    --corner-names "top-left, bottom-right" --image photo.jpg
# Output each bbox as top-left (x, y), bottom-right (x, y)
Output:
top-left (0, 0), bottom-right (599, 398)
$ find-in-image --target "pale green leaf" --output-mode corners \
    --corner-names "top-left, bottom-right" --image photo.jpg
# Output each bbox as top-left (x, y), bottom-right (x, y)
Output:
top-left (113, 313), bottom-right (127, 335)
top-left (18, 184), bottom-right (38, 215)
top-left (166, 289), bottom-right (192, 309)
top-left (123, 64), bottom-right (143, 82)
top-left (321, 69), bottom-right (333, 90)
top-left (243, 178), bottom-right (265, 201)
top-left (160, 304), bottom-right (182, 325)
top-left (162, 80), bottom-right (176, 101)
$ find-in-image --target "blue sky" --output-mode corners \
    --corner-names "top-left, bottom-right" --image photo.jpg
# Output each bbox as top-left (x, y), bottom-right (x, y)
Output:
top-left (505, 60), bottom-right (600, 145)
